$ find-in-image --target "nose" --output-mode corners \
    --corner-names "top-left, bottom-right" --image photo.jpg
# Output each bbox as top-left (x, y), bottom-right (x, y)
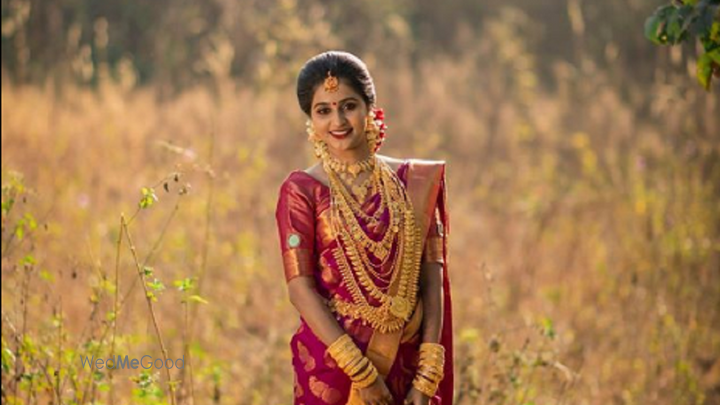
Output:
top-left (330, 109), bottom-right (348, 128)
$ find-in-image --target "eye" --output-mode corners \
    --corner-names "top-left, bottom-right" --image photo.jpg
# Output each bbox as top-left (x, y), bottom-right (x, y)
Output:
top-left (343, 102), bottom-right (357, 111)
top-left (315, 107), bottom-right (331, 115)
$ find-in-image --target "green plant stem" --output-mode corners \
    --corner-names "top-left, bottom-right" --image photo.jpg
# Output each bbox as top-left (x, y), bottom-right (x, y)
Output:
top-left (121, 214), bottom-right (177, 405)
top-left (109, 214), bottom-right (123, 405)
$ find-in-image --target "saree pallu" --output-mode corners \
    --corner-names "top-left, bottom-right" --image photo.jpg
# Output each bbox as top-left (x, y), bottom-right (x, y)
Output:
top-left (275, 159), bottom-right (453, 405)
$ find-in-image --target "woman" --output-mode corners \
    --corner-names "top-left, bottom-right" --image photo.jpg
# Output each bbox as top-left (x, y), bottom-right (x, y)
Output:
top-left (275, 51), bottom-right (453, 405)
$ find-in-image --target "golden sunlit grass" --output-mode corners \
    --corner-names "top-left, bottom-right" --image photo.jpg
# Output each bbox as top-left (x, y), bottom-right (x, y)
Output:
top-left (2, 43), bottom-right (719, 405)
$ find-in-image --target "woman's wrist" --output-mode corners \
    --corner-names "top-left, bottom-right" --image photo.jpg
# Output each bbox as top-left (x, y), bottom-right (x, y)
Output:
top-left (326, 334), bottom-right (379, 388)
top-left (412, 342), bottom-right (445, 397)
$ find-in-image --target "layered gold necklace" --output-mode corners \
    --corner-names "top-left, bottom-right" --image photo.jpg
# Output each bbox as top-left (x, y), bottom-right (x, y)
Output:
top-left (319, 144), bottom-right (422, 333)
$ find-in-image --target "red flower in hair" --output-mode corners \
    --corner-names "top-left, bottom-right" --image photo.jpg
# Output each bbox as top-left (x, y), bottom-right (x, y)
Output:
top-left (371, 107), bottom-right (388, 153)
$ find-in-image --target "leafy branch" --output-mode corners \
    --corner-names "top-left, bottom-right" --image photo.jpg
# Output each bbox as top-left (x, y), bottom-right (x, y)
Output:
top-left (645, 0), bottom-right (720, 90)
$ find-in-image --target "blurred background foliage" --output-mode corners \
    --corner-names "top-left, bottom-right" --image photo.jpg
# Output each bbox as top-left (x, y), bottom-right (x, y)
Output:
top-left (0, 0), bottom-right (713, 89)
top-left (1, 0), bottom-right (719, 404)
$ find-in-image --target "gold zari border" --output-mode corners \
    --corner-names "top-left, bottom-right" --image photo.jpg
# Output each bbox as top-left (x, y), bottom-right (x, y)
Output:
top-left (423, 236), bottom-right (444, 264)
top-left (283, 248), bottom-right (313, 281)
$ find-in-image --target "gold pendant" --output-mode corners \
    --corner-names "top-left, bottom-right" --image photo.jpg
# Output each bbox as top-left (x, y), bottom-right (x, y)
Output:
top-left (348, 164), bottom-right (361, 177)
top-left (351, 185), bottom-right (365, 200)
top-left (389, 296), bottom-right (411, 320)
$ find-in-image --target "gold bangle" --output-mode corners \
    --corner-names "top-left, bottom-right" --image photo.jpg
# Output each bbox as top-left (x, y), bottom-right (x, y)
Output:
top-left (328, 334), bottom-right (366, 377)
top-left (346, 356), bottom-right (369, 379)
top-left (419, 355), bottom-right (445, 366)
top-left (416, 369), bottom-right (443, 385)
top-left (417, 359), bottom-right (444, 371)
top-left (418, 364), bottom-right (443, 377)
top-left (419, 343), bottom-right (445, 351)
top-left (326, 334), bottom-right (381, 385)
top-left (351, 361), bottom-right (374, 383)
top-left (327, 334), bottom-right (353, 357)
top-left (354, 364), bottom-right (378, 389)
top-left (337, 352), bottom-right (358, 370)
top-left (412, 376), bottom-right (438, 397)
top-left (419, 347), bottom-right (444, 356)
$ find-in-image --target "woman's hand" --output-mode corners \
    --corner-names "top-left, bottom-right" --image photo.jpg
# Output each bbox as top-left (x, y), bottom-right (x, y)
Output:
top-left (403, 386), bottom-right (430, 405)
top-left (358, 377), bottom-right (394, 405)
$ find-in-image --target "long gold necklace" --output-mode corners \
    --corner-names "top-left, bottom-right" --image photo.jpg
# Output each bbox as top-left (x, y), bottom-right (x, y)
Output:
top-left (330, 199), bottom-right (422, 332)
top-left (328, 170), bottom-right (398, 261)
top-left (321, 153), bottom-right (423, 333)
top-left (328, 166), bottom-right (386, 225)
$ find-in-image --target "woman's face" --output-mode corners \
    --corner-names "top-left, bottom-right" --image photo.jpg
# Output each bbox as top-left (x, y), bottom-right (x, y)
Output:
top-left (310, 80), bottom-right (370, 159)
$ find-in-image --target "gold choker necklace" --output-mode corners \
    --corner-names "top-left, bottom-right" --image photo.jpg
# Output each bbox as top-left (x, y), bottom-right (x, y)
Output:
top-left (318, 142), bottom-right (374, 179)
top-left (318, 142), bottom-right (377, 201)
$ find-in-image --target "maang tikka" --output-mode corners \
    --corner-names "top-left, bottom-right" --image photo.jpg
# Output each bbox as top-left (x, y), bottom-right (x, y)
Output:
top-left (324, 71), bottom-right (340, 93)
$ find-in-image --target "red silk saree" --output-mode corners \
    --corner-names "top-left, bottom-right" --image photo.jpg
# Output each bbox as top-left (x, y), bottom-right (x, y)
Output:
top-left (275, 159), bottom-right (453, 405)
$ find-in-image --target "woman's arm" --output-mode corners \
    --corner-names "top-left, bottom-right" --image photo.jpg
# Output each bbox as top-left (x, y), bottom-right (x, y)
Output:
top-left (287, 276), bottom-right (394, 405)
top-left (287, 276), bottom-right (345, 345)
top-left (420, 261), bottom-right (444, 344)
top-left (406, 261), bottom-right (444, 405)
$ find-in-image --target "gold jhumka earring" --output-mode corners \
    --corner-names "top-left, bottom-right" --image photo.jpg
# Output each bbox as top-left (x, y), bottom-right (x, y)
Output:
top-left (306, 119), bottom-right (324, 159)
top-left (365, 111), bottom-right (380, 153)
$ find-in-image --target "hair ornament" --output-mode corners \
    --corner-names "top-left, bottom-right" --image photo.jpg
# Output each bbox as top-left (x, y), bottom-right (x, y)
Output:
top-left (324, 70), bottom-right (340, 93)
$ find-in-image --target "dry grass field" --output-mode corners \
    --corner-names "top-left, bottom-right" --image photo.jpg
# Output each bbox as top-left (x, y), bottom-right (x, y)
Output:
top-left (2, 45), bottom-right (719, 405)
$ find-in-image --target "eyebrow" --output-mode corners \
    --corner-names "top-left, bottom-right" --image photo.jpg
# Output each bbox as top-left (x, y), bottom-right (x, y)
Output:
top-left (312, 97), bottom-right (359, 109)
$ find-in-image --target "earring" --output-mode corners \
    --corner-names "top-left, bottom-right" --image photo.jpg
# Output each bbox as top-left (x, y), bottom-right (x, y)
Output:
top-left (306, 119), bottom-right (317, 141)
top-left (365, 114), bottom-right (379, 153)
top-left (306, 119), bottom-right (325, 159)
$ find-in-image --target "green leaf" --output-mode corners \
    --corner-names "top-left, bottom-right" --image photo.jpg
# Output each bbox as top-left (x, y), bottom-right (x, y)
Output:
top-left (15, 224), bottom-right (24, 240)
top-left (139, 187), bottom-right (158, 209)
top-left (2, 198), bottom-right (14, 215)
top-left (707, 48), bottom-right (720, 64)
top-left (20, 255), bottom-right (36, 266)
top-left (174, 277), bottom-right (194, 292)
top-left (147, 278), bottom-right (165, 292)
top-left (711, 21), bottom-right (720, 42)
top-left (540, 317), bottom-right (556, 339)
top-left (23, 213), bottom-right (37, 230)
top-left (666, 8), bottom-right (685, 43)
top-left (645, 6), bottom-right (673, 44)
top-left (2, 347), bottom-right (16, 373)
top-left (39, 269), bottom-right (55, 282)
top-left (188, 295), bottom-right (209, 304)
top-left (697, 52), bottom-right (714, 89)
top-left (689, 3), bottom-right (716, 37)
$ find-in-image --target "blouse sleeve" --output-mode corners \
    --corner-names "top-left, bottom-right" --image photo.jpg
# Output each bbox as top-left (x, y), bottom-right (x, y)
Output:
top-left (275, 176), bottom-right (316, 282)
top-left (422, 206), bottom-right (445, 264)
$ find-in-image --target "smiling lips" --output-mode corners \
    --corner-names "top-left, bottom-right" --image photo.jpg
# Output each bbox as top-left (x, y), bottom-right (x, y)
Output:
top-left (329, 129), bottom-right (353, 139)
